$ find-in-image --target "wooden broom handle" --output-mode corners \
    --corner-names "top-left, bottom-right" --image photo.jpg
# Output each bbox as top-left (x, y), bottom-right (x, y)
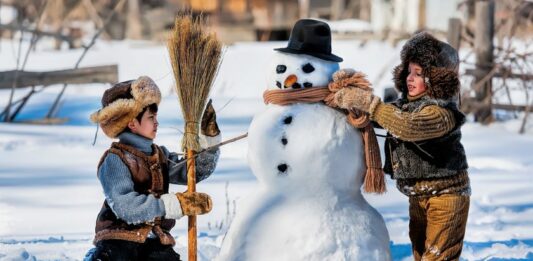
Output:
top-left (187, 149), bottom-right (197, 261)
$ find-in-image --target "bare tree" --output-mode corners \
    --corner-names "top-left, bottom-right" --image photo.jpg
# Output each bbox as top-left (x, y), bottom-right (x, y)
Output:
top-left (459, 0), bottom-right (533, 133)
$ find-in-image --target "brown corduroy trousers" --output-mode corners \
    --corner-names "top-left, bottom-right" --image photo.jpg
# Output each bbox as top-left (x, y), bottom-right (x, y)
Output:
top-left (409, 194), bottom-right (470, 261)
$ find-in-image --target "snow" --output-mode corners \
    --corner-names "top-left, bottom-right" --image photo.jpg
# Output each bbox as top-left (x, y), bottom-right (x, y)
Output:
top-left (0, 6), bottom-right (17, 25)
top-left (0, 38), bottom-right (532, 260)
top-left (321, 19), bottom-right (373, 34)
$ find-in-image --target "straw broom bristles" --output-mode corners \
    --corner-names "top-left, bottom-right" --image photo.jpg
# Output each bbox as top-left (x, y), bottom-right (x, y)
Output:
top-left (168, 15), bottom-right (222, 152)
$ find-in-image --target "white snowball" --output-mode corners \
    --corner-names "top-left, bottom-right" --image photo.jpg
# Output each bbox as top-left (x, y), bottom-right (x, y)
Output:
top-left (247, 103), bottom-right (364, 194)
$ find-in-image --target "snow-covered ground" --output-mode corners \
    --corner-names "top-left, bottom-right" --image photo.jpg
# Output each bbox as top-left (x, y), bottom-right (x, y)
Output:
top-left (0, 38), bottom-right (532, 260)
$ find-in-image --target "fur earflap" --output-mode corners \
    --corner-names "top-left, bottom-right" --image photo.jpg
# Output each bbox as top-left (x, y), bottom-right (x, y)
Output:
top-left (90, 76), bottom-right (161, 138)
top-left (392, 32), bottom-right (460, 100)
top-left (426, 67), bottom-right (460, 99)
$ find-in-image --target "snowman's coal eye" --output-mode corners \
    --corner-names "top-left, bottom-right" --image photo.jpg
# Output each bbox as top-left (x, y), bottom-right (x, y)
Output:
top-left (276, 65), bottom-right (287, 74)
top-left (302, 63), bottom-right (315, 73)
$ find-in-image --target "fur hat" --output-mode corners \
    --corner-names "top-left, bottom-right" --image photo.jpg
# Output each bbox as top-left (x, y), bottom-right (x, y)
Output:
top-left (90, 76), bottom-right (161, 138)
top-left (393, 32), bottom-right (460, 100)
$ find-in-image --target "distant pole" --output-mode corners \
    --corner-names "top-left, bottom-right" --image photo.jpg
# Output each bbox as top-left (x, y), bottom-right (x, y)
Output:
top-left (126, 0), bottom-right (142, 39)
top-left (299, 0), bottom-right (310, 19)
top-left (0, 0), bottom-right (2, 51)
top-left (474, 0), bottom-right (494, 124)
top-left (418, 0), bottom-right (426, 30)
top-left (331, 0), bottom-right (345, 20)
top-left (447, 18), bottom-right (462, 51)
top-left (245, 0), bottom-right (251, 14)
top-left (359, 0), bottom-right (371, 22)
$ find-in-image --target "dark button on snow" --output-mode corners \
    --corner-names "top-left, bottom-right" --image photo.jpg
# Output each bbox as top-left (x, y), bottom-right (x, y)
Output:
top-left (276, 81), bottom-right (282, 89)
top-left (303, 82), bottom-right (313, 88)
top-left (281, 137), bottom-right (288, 145)
top-left (277, 163), bottom-right (288, 173)
top-left (283, 116), bottom-right (292, 125)
top-left (291, 82), bottom-right (301, 89)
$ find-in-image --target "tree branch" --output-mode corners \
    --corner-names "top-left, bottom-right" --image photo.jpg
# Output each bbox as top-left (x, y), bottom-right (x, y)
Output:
top-left (45, 0), bottom-right (127, 118)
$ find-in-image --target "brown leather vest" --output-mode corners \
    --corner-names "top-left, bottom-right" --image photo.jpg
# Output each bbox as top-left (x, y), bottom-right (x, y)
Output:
top-left (94, 142), bottom-right (176, 246)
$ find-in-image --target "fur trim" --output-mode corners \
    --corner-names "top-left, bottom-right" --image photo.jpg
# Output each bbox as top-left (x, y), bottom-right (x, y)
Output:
top-left (392, 32), bottom-right (460, 100)
top-left (161, 193), bottom-right (184, 219)
top-left (426, 67), bottom-right (460, 100)
top-left (131, 76), bottom-right (161, 107)
top-left (90, 76), bottom-right (162, 138)
top-left (101, 80), bottom-right (133, 106)
top-left (199, 133), bottom-right (222, 149)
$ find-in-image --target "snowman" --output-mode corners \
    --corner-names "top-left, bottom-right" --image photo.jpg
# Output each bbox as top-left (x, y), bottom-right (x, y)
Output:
top-left (217, 19), bottom-right (391, 261)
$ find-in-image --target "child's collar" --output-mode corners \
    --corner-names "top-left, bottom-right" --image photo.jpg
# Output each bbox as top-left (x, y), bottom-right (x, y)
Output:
top-left (118, 132), bottom-right (153, 154)
top-left (407, 91), bottom-right (428, 102)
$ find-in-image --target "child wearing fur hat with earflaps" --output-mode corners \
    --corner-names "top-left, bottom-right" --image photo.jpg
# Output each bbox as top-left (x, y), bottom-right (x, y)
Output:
top-left (87, 76), bottom-right (221, 260)
top-left (333, 32), bottom-right (470, 260)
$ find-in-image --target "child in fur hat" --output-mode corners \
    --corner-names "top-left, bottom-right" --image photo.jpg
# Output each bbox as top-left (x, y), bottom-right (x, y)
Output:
top-left (333, 32), bottom-right (470, 260)
top-left (88, 76), bottom-right (221, 260)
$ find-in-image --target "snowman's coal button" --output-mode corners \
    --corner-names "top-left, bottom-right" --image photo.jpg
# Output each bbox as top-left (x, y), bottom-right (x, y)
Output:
top-left (283, 116), bottom-right (292, 125)
top-left (291, 82), bottom-right (301, 89)
top-left (281, 137), bottom-right (288, 145)
top-left (277, 163), bottom-right (288, 173)
top-left (276, 65), bottom-right (287, 74)
top-left (276, 81), bottom-right (282, 89)
top-left (303, 82), bottom-right (313, 88)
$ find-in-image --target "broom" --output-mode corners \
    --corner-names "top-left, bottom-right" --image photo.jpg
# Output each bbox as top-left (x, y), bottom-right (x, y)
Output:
top-left (167, 15), bottom-right (222, 261)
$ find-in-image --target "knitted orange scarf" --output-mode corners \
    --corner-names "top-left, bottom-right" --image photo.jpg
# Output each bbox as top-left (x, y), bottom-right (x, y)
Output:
top-left (263, 75), bottom-right (386, 194)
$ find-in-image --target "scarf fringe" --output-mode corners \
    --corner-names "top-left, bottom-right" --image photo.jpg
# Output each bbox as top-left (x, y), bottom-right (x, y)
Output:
top-left (361, 125), bottom-right (386, 194)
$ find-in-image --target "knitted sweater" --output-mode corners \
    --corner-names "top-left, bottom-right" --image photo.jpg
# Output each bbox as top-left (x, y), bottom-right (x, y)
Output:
top-left (98, 132), bottom-right (219, 224)
top-left (370, 92), bottom-right (456, 141)
top-left (370, 94), bottom-right (470, 197)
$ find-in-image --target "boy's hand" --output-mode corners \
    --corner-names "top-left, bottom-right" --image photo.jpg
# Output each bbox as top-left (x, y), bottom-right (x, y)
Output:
top-left (176, 191), bottom-right (213, 216)
top-left (334, 87), bottom-right (381, 115)
top-left (201, 99), bottom-right (220, 137)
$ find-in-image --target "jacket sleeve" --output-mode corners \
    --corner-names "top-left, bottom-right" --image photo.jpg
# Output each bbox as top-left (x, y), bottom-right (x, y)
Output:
top-left (370, 103), bottom-right (456, 142)
top-left (98, 153), bottom-right (166, 224)
top-left (160, 145), bottom-right (220, 185)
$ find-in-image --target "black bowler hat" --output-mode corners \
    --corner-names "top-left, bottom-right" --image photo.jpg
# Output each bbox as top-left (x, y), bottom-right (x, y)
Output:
top-left (275, 19), bottom-right (343, 62)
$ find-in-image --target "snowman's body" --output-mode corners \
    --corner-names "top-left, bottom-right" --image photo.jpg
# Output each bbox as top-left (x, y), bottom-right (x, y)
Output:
top-left (217, 52), bottom-right (391, 261)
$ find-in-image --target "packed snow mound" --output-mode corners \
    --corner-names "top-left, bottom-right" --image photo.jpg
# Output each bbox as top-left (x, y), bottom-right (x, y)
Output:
top-left (0, 248), bottom-right (37, 261)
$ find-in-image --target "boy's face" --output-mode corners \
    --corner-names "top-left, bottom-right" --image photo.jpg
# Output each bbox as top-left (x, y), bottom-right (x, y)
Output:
top-left (128, 109), bottom-right (158, 140)
top-left (406, 62), bottom-right (427, 97)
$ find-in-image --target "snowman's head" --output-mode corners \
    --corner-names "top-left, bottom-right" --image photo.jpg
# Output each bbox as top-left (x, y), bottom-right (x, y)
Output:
top-left (267, 52), bottom-right (340, 90)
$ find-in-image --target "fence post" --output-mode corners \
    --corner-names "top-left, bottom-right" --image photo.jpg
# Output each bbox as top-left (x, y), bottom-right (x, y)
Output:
top-left (474, 0), bottom-right (494, 124)
top-left (447, 18), bottom-right (462, 51)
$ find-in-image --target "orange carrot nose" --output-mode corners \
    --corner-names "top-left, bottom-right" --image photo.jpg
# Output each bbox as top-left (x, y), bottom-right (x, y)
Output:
top-left (284, 74), bottom-right (298, 88)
